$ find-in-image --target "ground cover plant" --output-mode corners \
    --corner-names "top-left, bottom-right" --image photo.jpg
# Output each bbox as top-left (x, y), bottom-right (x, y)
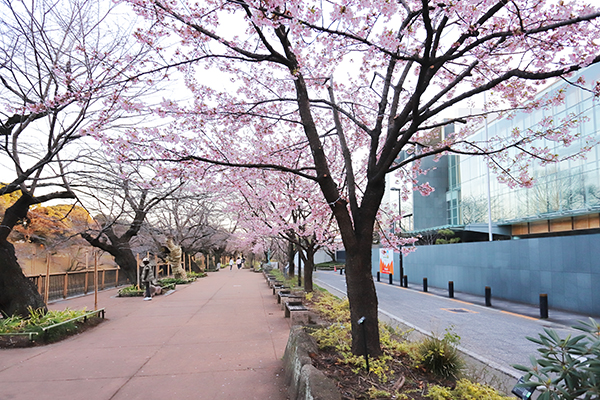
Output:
top-left (0, 307), bottom-right (102, 347)
top-left (267, 267), bottom-right (302, 291)
top-left (158, 276), bottom-right (198, 285)
top-left (118, 272), bottom-right (206, 297)
top-left (117, 285), bottom-right (145, 297)
top-left (186, 271), bottom-right (207, 279)
top-left (305, 290), bottom-right (511, 400)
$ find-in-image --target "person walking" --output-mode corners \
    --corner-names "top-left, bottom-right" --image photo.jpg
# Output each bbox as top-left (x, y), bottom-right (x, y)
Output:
top-left (236, 256), bottom-right (242, 270)
top-left (229, 258), bottom-right (234, 270)
top-left (140, 257), bottom-right (155, 301)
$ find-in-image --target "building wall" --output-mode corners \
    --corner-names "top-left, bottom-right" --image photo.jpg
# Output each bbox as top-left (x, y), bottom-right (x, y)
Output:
top-left (413, 154), bottom-right (449, 230)
top-left (371, 234), bottom-right (600, 316)
top-left (455, 63), bottom-right (600, 226)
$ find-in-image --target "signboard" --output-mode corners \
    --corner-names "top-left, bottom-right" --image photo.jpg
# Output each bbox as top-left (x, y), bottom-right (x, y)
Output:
top-left (511, 377), bottom-right (535, 400)
top-left (379, 248), bottom-right (394, 275)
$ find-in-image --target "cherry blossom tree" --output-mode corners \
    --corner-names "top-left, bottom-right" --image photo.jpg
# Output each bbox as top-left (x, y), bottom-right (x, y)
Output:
top-left (220, 168), bottom-right (339, 291)
top-left (122, 0), bottom-right (600, 357)
top-left (0, 0), bottom-right (155, 316)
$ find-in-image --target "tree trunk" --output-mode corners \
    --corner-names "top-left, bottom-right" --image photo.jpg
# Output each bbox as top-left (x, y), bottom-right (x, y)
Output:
top-left (345, 237), bottom-right (381, 358)
top-left (303, 245), bottom-right (315, 293)
top-left (81, 232), bottom-right (138, 283)
top-left (214, 249), bottom-right (224, 270)
top-left (187, 253), bottom-right (201, 272)
top-left (110, 242), bottom-right (138, 283)
top-left (297, 253), bottom-right (302, 288)
top-left (0, 240), bottom-right (47, 317)
top-left (0, 193), bottom-right (47, 317)
top-left (287, 240), bottom-right (295, 278)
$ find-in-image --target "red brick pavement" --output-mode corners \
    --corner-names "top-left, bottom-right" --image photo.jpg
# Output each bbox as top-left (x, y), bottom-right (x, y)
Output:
top-left (0, 268), bottom-right (291, 400)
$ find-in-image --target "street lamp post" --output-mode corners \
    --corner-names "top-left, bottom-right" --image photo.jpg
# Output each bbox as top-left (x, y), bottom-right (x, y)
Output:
top-left (390, 188), bottom-right (404, 283)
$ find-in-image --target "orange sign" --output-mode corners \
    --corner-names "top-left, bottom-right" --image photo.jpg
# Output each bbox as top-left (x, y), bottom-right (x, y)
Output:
top-left (379, 248), bottom-right (394, 275)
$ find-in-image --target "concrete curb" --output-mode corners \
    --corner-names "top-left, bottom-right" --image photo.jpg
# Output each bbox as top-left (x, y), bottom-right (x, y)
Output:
top-left (282, 325), bottom-right (342, 400)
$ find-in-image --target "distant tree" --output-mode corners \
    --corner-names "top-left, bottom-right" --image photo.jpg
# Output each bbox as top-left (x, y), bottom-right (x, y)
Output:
top-left (75, 155), bottom-right (185, 282)
top-left (434, 229), bottom-right (461, 245)
top-left (219, 169), bottom-right (339, 291)
top-left (12, 204), bottom-right (92, 246)
top-left (144, 187), bottom-right (227, 271)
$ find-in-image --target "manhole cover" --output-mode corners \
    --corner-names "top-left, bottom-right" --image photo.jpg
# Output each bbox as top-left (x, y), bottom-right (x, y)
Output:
top-left (442, 308), bottom-right (478, 314)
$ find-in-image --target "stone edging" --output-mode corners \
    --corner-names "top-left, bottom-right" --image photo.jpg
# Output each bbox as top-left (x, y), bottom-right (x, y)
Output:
top-left (282, 325), bottom-right (342, 400)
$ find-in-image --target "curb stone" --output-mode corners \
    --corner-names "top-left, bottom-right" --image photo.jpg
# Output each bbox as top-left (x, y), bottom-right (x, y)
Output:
top-left (283, 325), bottom-right (342, 400)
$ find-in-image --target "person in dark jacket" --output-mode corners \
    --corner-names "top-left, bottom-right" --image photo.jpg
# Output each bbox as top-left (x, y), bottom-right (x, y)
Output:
top-left (140, 257), bottom-right (155, 301)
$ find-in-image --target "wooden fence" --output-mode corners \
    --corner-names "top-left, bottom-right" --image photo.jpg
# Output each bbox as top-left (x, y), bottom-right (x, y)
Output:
top-left (26, 268), bottom-right (129, 303)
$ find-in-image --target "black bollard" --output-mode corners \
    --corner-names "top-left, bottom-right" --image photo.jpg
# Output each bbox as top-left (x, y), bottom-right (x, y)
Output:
top-left (340, 267), bottom-right (343, 275)
top-left (403, 275), bottom-right (408, 287)
top-left (448, 281), bottom-right (454, 298)
top-left (389, 273), bottom-right (393, 285)
top-left (485, 286), bottom-right (492, 307)
top-left (423, 277), bottom-right (428, 292)
top-left (540, 294), bottom-right (549, 319)
top-left (377, 272), bottom-right (380, 282)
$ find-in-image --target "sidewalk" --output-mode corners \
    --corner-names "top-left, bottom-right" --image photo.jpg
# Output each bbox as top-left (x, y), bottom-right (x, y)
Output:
top-left (0, 269), bottom-right (291, 400)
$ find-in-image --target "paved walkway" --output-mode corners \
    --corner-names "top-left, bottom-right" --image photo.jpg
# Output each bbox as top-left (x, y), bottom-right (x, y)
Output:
top-left (0, 269), bottom-right (290, 400)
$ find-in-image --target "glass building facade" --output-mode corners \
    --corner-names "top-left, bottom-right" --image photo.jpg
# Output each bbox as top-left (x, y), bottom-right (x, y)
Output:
top-left (448, 63), bottom-right (600, 236)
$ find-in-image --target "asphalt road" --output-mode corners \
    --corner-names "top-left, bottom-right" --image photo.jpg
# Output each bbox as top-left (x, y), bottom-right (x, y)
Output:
top-left (314, 270), bottom-right (591, 381)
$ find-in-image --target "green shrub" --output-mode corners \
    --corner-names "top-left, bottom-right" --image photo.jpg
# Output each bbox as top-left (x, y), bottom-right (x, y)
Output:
top-left (314, 261), bottom-right (345, 271)
top-left (416, 327), bottom-right (464, 379)
top-left (426, 379), bottom-right (512, 400)
top-left (513, 318), bottom-right (600, 400)
top-left (158, 277), bottom-right (194, 285)
top-left (268, 267), bottom-right (301, 290)
top-left (118, 285), bottom-right (144, 297)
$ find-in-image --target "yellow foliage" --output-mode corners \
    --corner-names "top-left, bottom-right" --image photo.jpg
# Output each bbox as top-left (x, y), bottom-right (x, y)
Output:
top-left (0, 184), bottom-right (21, 212)
top-left (426, 379), bottom-right (512, 400)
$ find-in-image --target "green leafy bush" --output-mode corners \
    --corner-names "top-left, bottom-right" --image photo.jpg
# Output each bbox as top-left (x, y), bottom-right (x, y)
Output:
top-left (0, 315), bottom-right (26, 333)
top-left (416, 327), bottom-right (464, 379)
top-left (513, 318), bottom-right (600, 400)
